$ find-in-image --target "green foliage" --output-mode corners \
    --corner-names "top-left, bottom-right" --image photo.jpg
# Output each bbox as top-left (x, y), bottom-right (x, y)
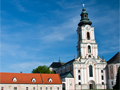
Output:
top-left (32, 65), bottom-right (54, 74)
top-left (113, 66), bottom-right (120, 89)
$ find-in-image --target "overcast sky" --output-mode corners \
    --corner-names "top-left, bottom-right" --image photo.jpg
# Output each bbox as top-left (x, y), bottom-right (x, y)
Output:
top-left (1, 0), bottom-right (119, 73)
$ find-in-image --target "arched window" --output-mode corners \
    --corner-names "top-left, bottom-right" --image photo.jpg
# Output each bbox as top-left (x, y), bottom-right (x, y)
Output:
top-left (70, 81), bottom-right (72, 86)
top-left (101, 70), bottom-right (103, 73)
top-left (87, 32), bottom-right (90, 40)
top-left (79, 82), bottom-right (81, 85)
top-left (89, 65), bottom-right (93, 77)
top-left (88, 55), bottom-right (91, 57)
top-left (78, 70), bottom-right (80, 73)
top-left (85, 14), bottom-right (87, 17)
top-left (78, 75), bottom-right (81, 80)
top-left (88, 45), bottom-right (91, 53)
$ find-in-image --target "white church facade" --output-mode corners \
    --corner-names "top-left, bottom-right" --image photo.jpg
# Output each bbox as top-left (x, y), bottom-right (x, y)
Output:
top-left (49, 5), bottom-right (120, 90)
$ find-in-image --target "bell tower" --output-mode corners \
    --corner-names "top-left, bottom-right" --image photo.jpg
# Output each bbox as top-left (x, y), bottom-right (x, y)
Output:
top-left (77, 4), bottom-right (98, 59)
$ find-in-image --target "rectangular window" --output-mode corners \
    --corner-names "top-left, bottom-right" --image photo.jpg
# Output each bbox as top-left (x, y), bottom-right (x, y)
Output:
top-left (102, 82), bottom-right (104, 85)
top-left (111, 81), bottom-right (113, 85)
top-left (33, 87), bottom-right (35, 90)
top-left (26, 87), bottom-right (28, 90)
top-left (102, 75), bottom-right (104, 80)
top-left (50, 87), bottom-right (52, 90)
top-left (111, 66), bottom-right (112, 70)
top-left (40, 87), bottom-right (42, 90)
top-left (111, 73), bottom-right (113, 78)
top-left (70, 81), bottom-right (72, 86)
top-left (14, 87), bottom-right (17, 90)
top-left (1, 87), bottom-right (4, 90)
top-left (46, 87), bottom-right (48, 90)
top-left (57, 87), bottom-right (59, 90)
top-left (78, 75), bottom-right (81, 80)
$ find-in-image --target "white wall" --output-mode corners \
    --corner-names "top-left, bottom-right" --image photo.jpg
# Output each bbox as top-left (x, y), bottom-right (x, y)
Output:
top-left (0, 84), bottom-right (62, 90)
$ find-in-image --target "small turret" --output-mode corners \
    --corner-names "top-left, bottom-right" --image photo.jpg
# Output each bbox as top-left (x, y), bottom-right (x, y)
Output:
top-left (59, 57), bottom-right (61, 62)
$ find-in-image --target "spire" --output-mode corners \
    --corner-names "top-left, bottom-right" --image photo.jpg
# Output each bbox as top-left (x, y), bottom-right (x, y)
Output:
top-left (59, 57), bottom-right (61, 62)
top-left (78, 4), bottom-right (92, 27)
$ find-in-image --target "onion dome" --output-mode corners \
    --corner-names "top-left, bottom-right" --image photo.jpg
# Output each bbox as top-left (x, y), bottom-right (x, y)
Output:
top-left (78, 4), bottom-right (92, 27)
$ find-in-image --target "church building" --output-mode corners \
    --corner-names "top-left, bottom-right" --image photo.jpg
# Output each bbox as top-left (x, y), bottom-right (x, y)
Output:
top-left (50, 4), bottom-right (107, 90)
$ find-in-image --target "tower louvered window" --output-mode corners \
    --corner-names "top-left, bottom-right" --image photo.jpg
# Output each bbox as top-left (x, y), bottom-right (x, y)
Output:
top-left (78, 75), bottom-right (81, 80)
top-left (102, 75), bottom-right (104, 80)
top-left (88, 45), bottom-right (91, 53)
top-left (87, 32), bottom-right (90, 40)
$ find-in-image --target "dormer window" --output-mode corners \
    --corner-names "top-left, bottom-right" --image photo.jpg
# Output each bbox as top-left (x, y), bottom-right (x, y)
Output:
top-left (48, 78), bottom-right (52, 83)
top-left (13, 77), bottom-right (17, 82)
top-left (32, 78), bottom-right (36, 82)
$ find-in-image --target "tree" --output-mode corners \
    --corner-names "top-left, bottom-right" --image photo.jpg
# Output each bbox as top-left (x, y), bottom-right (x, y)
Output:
top-left (113, 66), bottom-right (120, 89)
top-left (32, 65), bottom-right (54, 74)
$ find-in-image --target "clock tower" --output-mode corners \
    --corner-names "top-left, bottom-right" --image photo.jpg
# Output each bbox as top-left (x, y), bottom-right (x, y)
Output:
top-left (77, 5), bottom-right (98, 59)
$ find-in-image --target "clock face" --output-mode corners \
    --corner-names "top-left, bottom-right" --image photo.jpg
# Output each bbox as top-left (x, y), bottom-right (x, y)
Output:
top-left (85, 25), bottom-right (90, 30)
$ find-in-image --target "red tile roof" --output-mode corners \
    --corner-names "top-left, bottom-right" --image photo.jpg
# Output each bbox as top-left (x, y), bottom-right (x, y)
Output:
top-left (41, 74), bottom-right (62, 84)
top-left (0, 72), bottom-right (62, 84)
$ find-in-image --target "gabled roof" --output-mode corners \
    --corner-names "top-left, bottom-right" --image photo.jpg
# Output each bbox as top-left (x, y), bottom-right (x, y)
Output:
top-left (49, 62), bottom-right (65, 68)
top-left (62, 59), bottom-right (75, 67)
top-left (107, 52), bottom-right (120, 64)
top-left (60, 71), bottom-right (74, 78)
top-left (0, 72), bottom-right (62, 84)
top-left (55, 59), bottom-right (75, 71)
